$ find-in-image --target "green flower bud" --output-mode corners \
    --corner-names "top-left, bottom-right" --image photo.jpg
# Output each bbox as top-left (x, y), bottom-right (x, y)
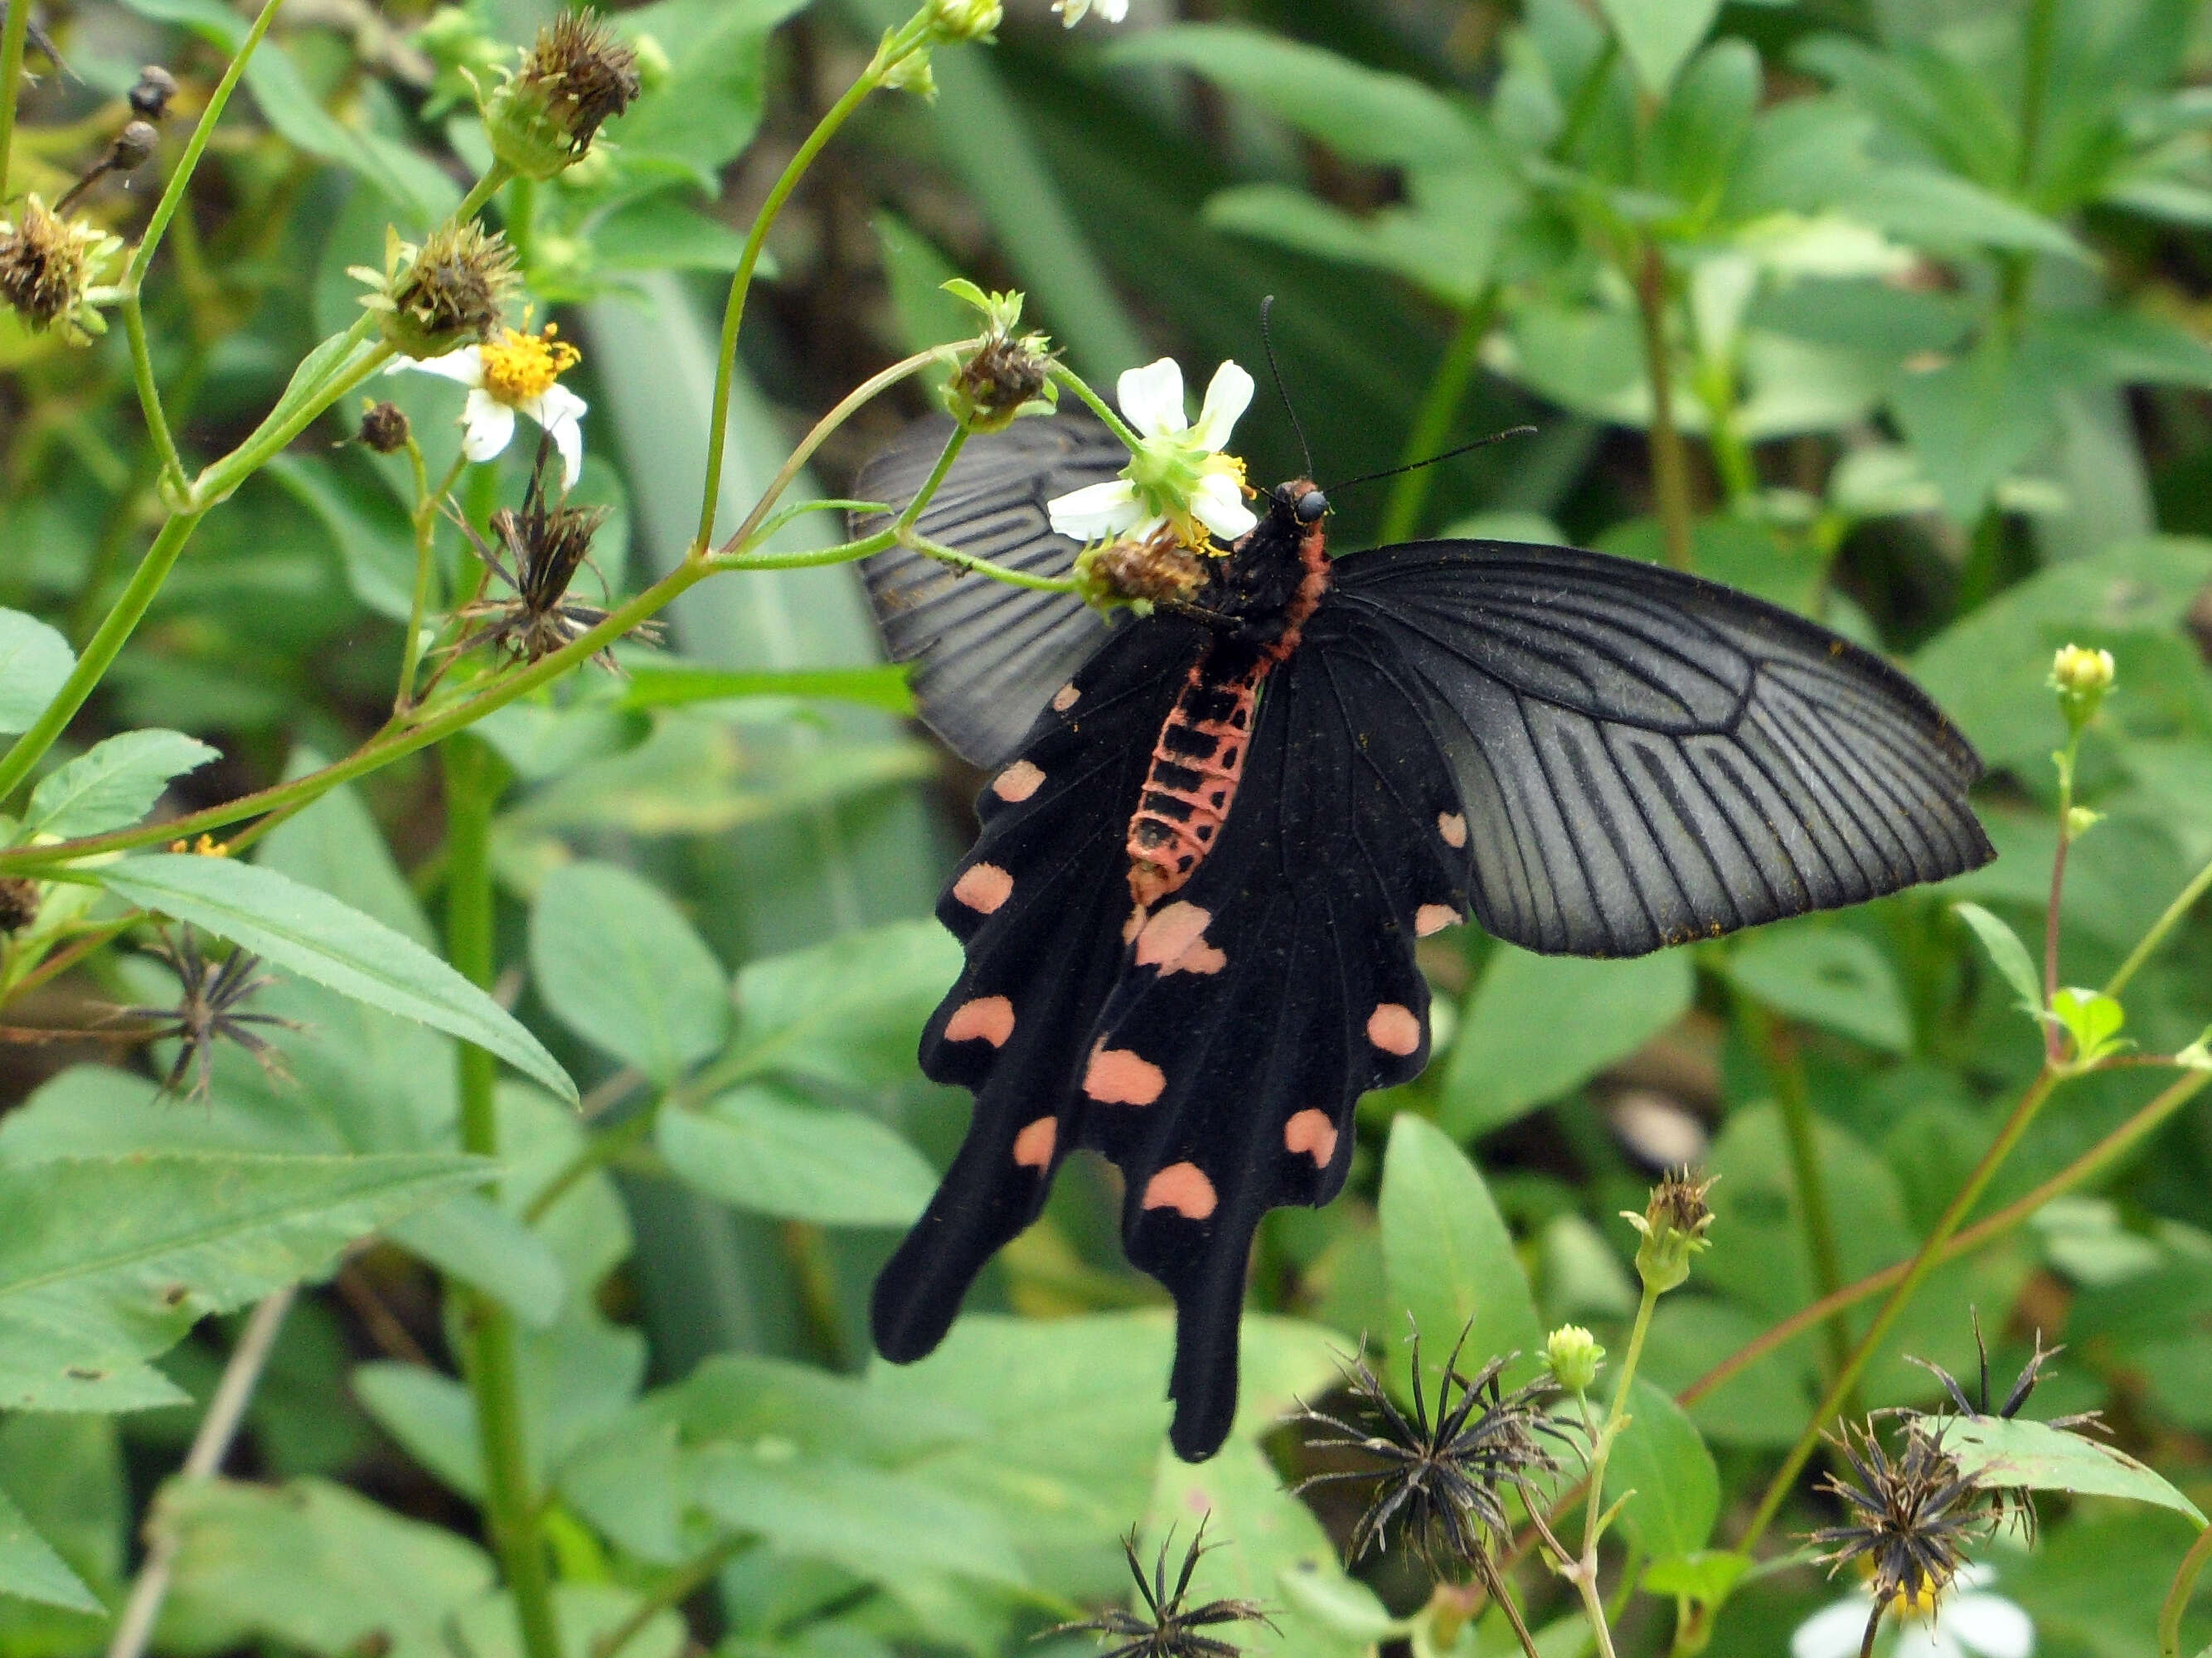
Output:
top-left (929, 0), bottom-right (1002, 41)
top-left (2049, 643), bottom-right (2114, 732)
top-left (483, 10), bottom-right (643, 180)
top-left (1543, 1324), bottom-right (1605, 1395)
top-left (1623, 1168), bottom-right (1715, 1297)
top-left (352, 221), bottom-right (521, 357)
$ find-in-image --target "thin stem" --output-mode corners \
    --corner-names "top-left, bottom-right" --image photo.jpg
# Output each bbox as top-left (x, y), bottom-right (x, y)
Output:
top-left (506, 176), bottom-right (536, 271)
top-left (1737, 1066), bottom-right (2062, 1551)
top-left (521, 1108), bottom-right (657, 1226)
top-left (1751, 1001), bottom-right (1855, 1398)
top-left (104, 1287), bottom-right (298, 1658)
top-left (197, 333), bottom-right (392, 500)
top-left (905, 529), bottom-right (1082, 591)
top-left (696, 12), bottom-right (933, 552)
top-left (1634, 240), bottom-right (1692, 570)
top-left (1858, 1602), bottom-right (1883, 1658)
top-left (2106, 852), bottom-right (2212, 1001)
top-left (2016, 0), bottom-right (2059, 196)
top-left (2044, 732), bottom-right (2079, 1063)
top-left (1048, 360), bottom-right (1142, 451)
top-left (895, 424), bottom-right (968, 534)
top-left (0, 0), bottom-right (27, 200)
top-left (589, 1534), bottom-right (752, 1658)
top-left (1378, 288), bottom-right (1497, 546)
top-left (395, 444), bottom-right (464, 715)
top-left (454, 162), bottom-right (514, 228)
top-left (444, 737), bottom-right (563, 1658)
top-left (122, 293), bottom-right (186, 495)
top-left (1567, 1286), bottom-right (1653, 1658)
top-left (2159, 1512), bottom-right (2212, 1658)
top-left (1472, 1553), bottom-right (1545, 1658)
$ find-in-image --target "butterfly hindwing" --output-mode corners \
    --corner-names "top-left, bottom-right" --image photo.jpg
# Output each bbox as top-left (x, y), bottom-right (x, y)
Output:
top-left (853, 417), bottom-right (1125, 768)
top-left (1326, 540), bottom-right (1996, 957)
top-left (871, 616), bottom-right (1212, 1366)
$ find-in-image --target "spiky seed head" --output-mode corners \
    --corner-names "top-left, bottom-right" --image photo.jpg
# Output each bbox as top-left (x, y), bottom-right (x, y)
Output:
top-left (355, 221), bottom-right (520, 356)
top-left (1808, 1419), bottom-right (1998, 1617)
top-left (0, 196), bottom-right (122, 344)
top-left (484, 10), bottom-right (641, 179)
top-left (1623, 1166), bottom-right (1716, 1295)
top-left (129, 65), bottom-right (179, 120)
top-left (948, 332), bottom-right (1054, 433)
top-left (1075, 526), bottom-right (1208, 613)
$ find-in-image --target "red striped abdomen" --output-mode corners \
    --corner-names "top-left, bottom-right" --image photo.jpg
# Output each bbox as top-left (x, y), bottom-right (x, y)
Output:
top-left (1126, 663), bottom-right (1262, 909)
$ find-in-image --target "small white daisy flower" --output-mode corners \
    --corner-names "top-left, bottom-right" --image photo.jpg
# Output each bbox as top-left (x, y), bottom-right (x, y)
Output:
top-left (390, 318), bottom-right (587, 490)
top-left (1051, 0), bottom-right (1127, 27)
top-left (1792, 1565), bottom-right (2033, 1658)
top-left (1048, 356), bottom-right (1257, 550)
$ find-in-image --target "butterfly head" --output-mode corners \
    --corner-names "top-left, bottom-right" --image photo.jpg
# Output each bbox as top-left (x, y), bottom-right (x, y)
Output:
top-left (1269, 479), bottom-right (1328, 526)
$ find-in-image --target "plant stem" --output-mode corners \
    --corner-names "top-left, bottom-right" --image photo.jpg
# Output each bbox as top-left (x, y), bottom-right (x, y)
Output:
top-left (104, 1287), bottom-right (298, 1658)
top-left (2106, 854), bottom-right (2212, 1000)
top-left (2159, 1512), bottom-right (2212, 1658)
top-left (521, 1107), bottom-right (657, 1226)
top-left (0, 0), bottom-right (27, 200)
top-left (122, 293), bottom-right (187, 497)
top-left (1633, 240), bottom-right (1693, 570)
top-left (2044, 730), bottom-right (2080, 1063)
top-left (1564, 1283), bottom-right (1656, 1658)
top-left (895, 424), bottom-right (968, 534)
top-left (1473, 1552), bottom-right (1545, 1658)
top-left (2016, 0), bottom-right (2059, 196)
top-left (1737, 1065), bottom-right (2061, 1551)
top-left (396, 444), bottom-right (466, 715)
top-left (589, 1534), bottom-right (753, 1658)
top-left (1750, 1001), bottom-right (1855, 1399)
top-left (444, 736), bottom-right (562, 1658)
top-left (454, 162), bottom-right (514, 228)
top-left (1047, 359), bottom-right (1142, 450)
top-left (696, 11), bottom-right (932, 553)
top-left (1379, 288), bottom-right (1497, 546)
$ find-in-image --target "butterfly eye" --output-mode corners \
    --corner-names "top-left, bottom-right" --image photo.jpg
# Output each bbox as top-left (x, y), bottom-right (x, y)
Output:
top-left (1295, 488), bottom-right (1327, 523)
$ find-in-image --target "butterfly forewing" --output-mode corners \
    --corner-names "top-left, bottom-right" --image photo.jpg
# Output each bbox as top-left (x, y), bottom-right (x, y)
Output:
top-left (853, 417), bottom-right (1125, 769)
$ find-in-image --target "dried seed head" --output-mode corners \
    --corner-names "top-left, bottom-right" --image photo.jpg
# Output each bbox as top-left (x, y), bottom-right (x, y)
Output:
top-left (357, 400), bottom-right (412, 454)
top-left (948, 332), bottom-right (1052, 433)
top-left (109, 119), bottom-right (160, 172)
top-left (1623, 1166), bottom-right (1716, 1294)
top-left (110, 927), bottom-right (300, 1101)
top-left (355, 221), bottom-right (520, 356)
top-left (485, 10), bottom-right (641, 179)
top-left (1808, 1418), bottom-right (1998, 1619)
top-left (1046, 1520), bottom-right (1273, 1658)
top-left (0, 877), bottom-right (41, 934)
top-left (0, 196), bottom-right (122, 345)
top-left (1076, 526), bottom-right (1208, 614)
top-left (129, 64), bottom-right (179, 120)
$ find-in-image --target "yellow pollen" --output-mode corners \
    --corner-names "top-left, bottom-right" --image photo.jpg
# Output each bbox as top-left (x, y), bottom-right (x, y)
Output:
top-left (478, 321), bottom-right (580, 406)
top-left (167, 833), bottom-right (229, 856)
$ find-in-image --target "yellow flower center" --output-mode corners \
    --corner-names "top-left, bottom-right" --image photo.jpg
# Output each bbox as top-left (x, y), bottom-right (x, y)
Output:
top-left (478, 321), bottom-right (580, 406)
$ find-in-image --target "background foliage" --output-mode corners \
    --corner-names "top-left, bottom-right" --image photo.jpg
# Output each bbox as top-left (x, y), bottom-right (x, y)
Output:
top-left (4, 0), bottom-right (2212, 1656)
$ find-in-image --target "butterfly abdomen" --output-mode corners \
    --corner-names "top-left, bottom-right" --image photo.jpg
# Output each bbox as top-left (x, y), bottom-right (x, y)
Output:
top-left (1128, 662), bottom-right (1262, 908)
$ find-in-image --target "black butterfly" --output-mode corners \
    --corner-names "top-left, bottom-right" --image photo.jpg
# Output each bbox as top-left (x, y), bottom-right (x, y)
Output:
top-left (855, 415), bottom-right (1993, 1462)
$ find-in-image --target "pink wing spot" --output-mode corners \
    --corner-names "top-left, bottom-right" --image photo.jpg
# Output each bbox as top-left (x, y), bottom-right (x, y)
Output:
top-left (1438, 812), bottom-right (1468, 849)
top-left (1142, 1161), bottom-right (1217, 1219)
top-left (1012, 1117), bottom-right (1057, 1169)
top-left (1367, 1002), bottom-right (1422, 1056)
top-left (1415, 904), bottom-right (1459, 938)
top-left (994, 760), bottom-right (1045, 802)
top-left (952, 863), bottom-right (1013, 914)
top-left (1134, 902), bottom-right (1226, 975)
top-left (1283, 1108), bottom-right (1337, 1166)
top-left (1085, 1045), bottom-right (1166, 1106)
top-left (944, 996), bottom-right (1015, 1047)
top-left (1051, 684), bottom-right (1080, 713)
top-left (1123, 906), bottom-right (1147, 945)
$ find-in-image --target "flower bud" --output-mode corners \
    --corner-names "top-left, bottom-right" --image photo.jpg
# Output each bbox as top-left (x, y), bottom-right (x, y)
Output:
top-left (929, 0), bottom-right (1002, 41)
top-left (1623, 1168), bottom-right (1715, 1296)
top-left (483, 10), bottom-right (642, 180)
top-left (2049, 643), bottom-right (2114, 731)
top-left (109, 120), bottom-right (159, 173)
top-left (1543, 1324), bottom-right (1605, 1395)
top-left (352, 221), bottom-right (521, 356)
top-left (0, 196), bottom-right (123, 345)
top-left (357, 400), bottom-right (412, 454)
top-left (880, 43), bottom-right (936, 98)
top-left (129, 65), bottom-right (179, 122)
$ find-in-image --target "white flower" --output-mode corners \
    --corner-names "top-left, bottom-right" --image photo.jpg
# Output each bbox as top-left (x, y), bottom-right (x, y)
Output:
top-left (1793, 1566), bottom-right (2033, 1658)
top-left (390, 319), bottom-right (587, 491)
top-left (1051, 0), bottom-right (1127, 27)
top-left (1048, 356), bottom-right (1257, 550)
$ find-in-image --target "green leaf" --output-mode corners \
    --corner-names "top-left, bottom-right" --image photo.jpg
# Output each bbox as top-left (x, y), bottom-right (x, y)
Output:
top-left (1889, 335), bottom-right (2068, 524)
top-left (1725, 927), bottom-right (1911, 1053)
top-left (1944, 1415), bottom-right (2206, 1525)
top-left (658, 1086), bottom-right (936, 1227)
top-left (528, 861), bottom-right (730, 1084)
top-left (0, 1151), bottom-right (481, 1410)
top-left (1604, 1378), bottom-right (1720, 1559)
top-left (454, 1584), bottom-right (686, 1658)
top-left (620, 662), bottom-right (917, 715)
top-left (589, 192), bottom-right (754, 274)
top-left (1953, 903), bottom-right (2043, 1014)
top-left (0, 610), bottom-right (74, 735)
top-left (1595, 0), bottom-right (1721, 95)
top-left (725, 919), bottom-right (962, 1088)
top-left (95, 855), bottom-right (576, 1104)
top-left (350, 1363), bottom-right (482, 1500)
top-left (0, 1485), bottom-right (99, 1613)
top-left (1378, 1116), bottom-right (1542, 1395)
top-left (608, 0), bottom-right (809, 191)
top-left (1840, 167), bottom-right (2090, 262)
top-left (385, 1194), bottom-right (566, 1327)
top-left (24, 730), bottom-right (218, 840)
top-left (264, 454), bottom-right (418, 623)
top-left (1639, 1549), bottom-right (1752, 1606)
top-left (672, 1351), bottom-right (983, 1463)
top-left (257, 750), bottom-right (434, 948)
top-left (2050, 987), bottom-right (2128, 1064)
top-left (1441, 948), bottom-right (1693, 1137)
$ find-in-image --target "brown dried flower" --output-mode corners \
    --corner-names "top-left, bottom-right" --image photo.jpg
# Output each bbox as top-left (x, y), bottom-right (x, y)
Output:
top-left (1046, 1521), bottom-right (1272, 1658)
top-left (0, 196), bottom-right (120, 344)
top-left (353, 221), bottom-right (521, 357)
top-left (485, 10), bottom-right (641, 178)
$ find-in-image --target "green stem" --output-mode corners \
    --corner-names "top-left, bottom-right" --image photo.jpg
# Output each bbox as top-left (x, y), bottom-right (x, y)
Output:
top-left (198, 332), bottom-right (391, 500)
top-left (1749, 1001), bottom-right (1855, 1399)
top-left (454, 162), bottom-right (514, 228)
top-left (121, 295), bottom-right (187, 497)
top-left (896, 424), bottom-right (968, 534)
top-left (0, 0), bottom-right (27, 201)
top-left (2104, 856), bottom-right (2212, 1001)
top-left (1569, 1286), bottom-right (1655, 1658)
top-left (506, 176), bottom-right (536, 272)
top-left (1736, 1065), bottom-right (2062, 1552)
top-left (2044, 727), bottom-right (2081, 1063)
top-left (443, 737), bottom-right (563, 1658)
top-left (396, 444), bottom-right (466, 715)
top-left (589, 1534), bottom-right (752, 1658)
top-left (1047, 360), bottom-right (1142, 451)
top-left (695, 11), bottom-right (933, 552)
top-left (1552, 36), bottom-right (1620, 162)
top-left (2159, 1512), bottom-right (2212, 1658)
top-left (1633, 240), bottom-right (1693, 570)
top-left (521, 1107), bottom-right (657, 1226)
top-left (904, 529), bottom-right (1083, 591)
top-left (2016, 0), bottom-right (2059, 197)
top-left (1378, 287), bottom-right (1497, 546)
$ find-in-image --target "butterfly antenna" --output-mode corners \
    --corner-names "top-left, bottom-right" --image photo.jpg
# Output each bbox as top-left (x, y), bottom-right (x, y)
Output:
top-left (1325, 424), bottom-right (1539, 496)
top-left (1259, 296), bottom-right (1315, 480)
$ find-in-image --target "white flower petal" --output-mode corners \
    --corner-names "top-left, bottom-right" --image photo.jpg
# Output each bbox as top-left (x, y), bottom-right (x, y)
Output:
top-left (526, 384), bottom-right (589, 491)
top-left (460, 389), bottom-right (517, 463)
top-left (1094, 0), bottom-right (1128, 17)
top-left (1889, 1622), bottom-right (1963, 1658)
top-left (1792, 1597), bottom-right (1875, 1658)
top-left (1049, 0), bottom-right (1089, 22)
top-left (1943, 1595), bottom-right (2033, 1658)
top-left (1190, 472), bottom-right (1257, 541)
top-left (1048, 479), bottom-right (1142, 541)
top-left (1117, 358), bottom-right (1188, 439)
top-left (1191, 360), bottom-right (1254, 452)
top-left (394, 346), bottom-right (486, 388)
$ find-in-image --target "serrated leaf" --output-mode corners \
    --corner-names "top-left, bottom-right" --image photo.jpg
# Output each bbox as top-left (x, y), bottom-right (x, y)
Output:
top-left (0, 611), bottom-right (74, 735)
top-left (25, 730), bottom-right (219, 840)
top-left (0, 1483), bottom-right (99, 1612)
top-left (95, 855), bottom-right (575, 1104)
top-left (1944, 1416), bottom-right (2205, 1525)
top-left (658, 1087), bottom-right (936, 1227)
top-left (0, 1151), bottom-right (481, 1410)
top-left (1953, 902), bottom-right (2043, 1014)
top-left (528, 861), bottom-right (730, 1084)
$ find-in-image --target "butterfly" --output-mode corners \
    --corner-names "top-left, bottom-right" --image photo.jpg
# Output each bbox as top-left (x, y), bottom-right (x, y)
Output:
top-left (853, 414), bottom-right (1993, 1462)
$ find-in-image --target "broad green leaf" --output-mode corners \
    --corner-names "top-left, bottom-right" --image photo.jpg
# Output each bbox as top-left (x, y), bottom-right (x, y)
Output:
top-left (257, 751), bottom-right (434, 947)
top-left (608, 0), bottom-right (812, 190)
top-left (158, 1478), bottom-right (492, 1658)
top-left (1596, 0), bottom-right (1721, 95)
top-left (589, 193), bottom-right (754, 275)
top-left (0, 1151), bottom-right (481, 1410)
top-left (0, 1413), bottom-right (121, 1620)
top-left (0, 610), bottom-right (73, 734)
top-left (24, 730), bottom-right (217, 840)
top-left (1889, 335), bottom-right (2068, 524)
top-left (1203, 181), bottom-right (1502, 306)
top-left (1638, 1296), bottom-right (1815, 1450)
top-left (1726, 927), bottom-right (1910, 1052)
top-left (1378, 1116), bottom-right (1542, 1395)
top-left (1945, 1415), bottom-right (2206, 1525)
top-left (1442, 948), bottom-right (1693, 1137)
top-left (386, 1193), bottom-right (566, 1327)
top-left (350, 1363), bottom-right (482, 1500)
top-left (621, 662), bottom-right (917, 715)
top-left (265, 454), bottom-right (417, 623)
top-left (0, 1486), bottom-right (98, 1613)
top-left (1840, 167), bottom-right (2090, 262)
top-left (1953, 903), bottom-right (2043, 1014)
top-left (658, 1087), bottom-right (936, 1227)
top-left (1604, 1378), bottom-right (1720, 1559)
top-left (95, 855), bottom-right (576, 1104)
top-left (672, 1351), bottom-right (983, 1463)
top-left (1639, 1549), bottom-right (1752, 1606)
top-left (725, 919), bottom-right (961, 1088)
top-left (528, 861), bottom-right (730, 1083)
